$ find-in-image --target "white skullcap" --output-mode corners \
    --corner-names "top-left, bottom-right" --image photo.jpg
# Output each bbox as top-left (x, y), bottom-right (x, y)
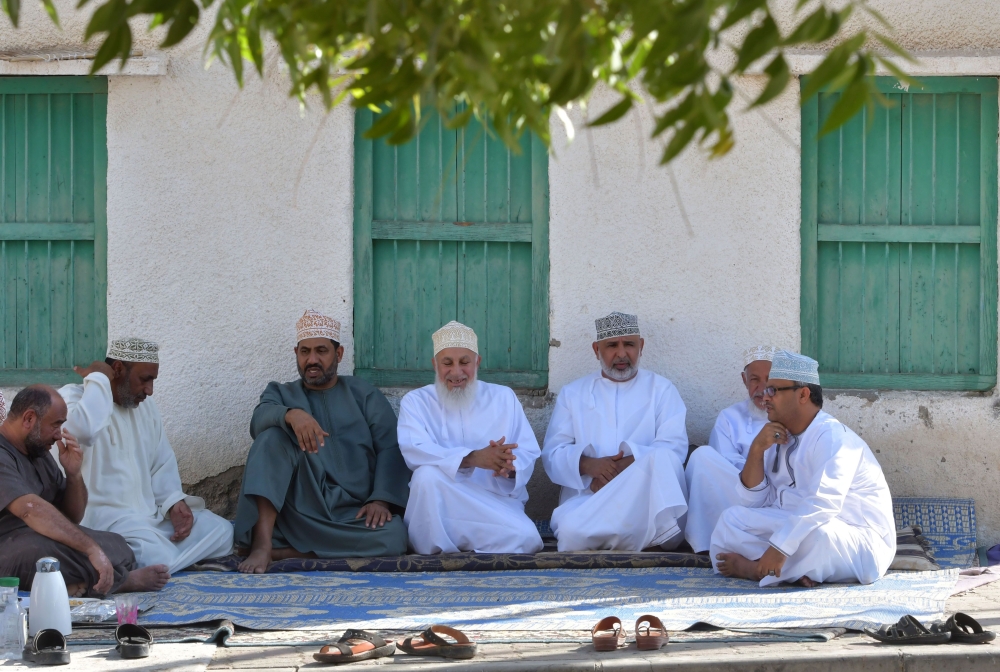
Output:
top-left (769, 350), bottom-right (820, 385)
top-left (296, 310), bottom-right (341, 343)
top-left (595, 311), bottom-right (639, 342)
top-left (743, 345), bottom-right (778, 368)
top-left (107, 337), bottom-right (159, 364)
top-left (0, 390), bottom-right (6, 424)
top-left (432, 321), bottom-right (478, 356)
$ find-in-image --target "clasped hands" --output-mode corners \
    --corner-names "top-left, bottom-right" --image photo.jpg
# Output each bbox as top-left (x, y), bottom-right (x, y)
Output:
top-left (461, 436), bottom-right (518, 478)
top-left (580, 449), bottom-right (635, 493)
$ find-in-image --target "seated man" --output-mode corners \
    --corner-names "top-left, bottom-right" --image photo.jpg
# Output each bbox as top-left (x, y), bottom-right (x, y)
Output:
top-left (542, 312), bottom-right (689, 551)
top-left (398, 321), bottom-right (543, 554)
top-left (235, 311), bottom-right (409, 573)
top-left (712, 351), bottom-right (896, 586)
top-left (62, 338), bottom-right (234, 574)
top-left (0, 386), bottom-right (169, 596)
top-left (685, 346), bottom-right (775, 553)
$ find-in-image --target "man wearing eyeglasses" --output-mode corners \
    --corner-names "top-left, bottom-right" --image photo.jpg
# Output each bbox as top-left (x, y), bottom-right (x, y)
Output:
top-left (710, 350), bottom-right (895, 587)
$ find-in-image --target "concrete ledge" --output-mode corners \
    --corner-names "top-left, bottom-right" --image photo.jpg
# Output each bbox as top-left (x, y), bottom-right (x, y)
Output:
top-left (0, 51), bottom-right (167, 76)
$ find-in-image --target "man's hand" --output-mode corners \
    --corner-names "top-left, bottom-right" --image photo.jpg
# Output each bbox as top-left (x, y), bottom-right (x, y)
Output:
top-left (73, 360), bottom-right (115, 381)
top-left (750, 422), bottom-right (791, 454)
top-left (355, 500), bottom-right (392, 529)
top-left (580, 450), bottom-right (624, 484)
top-left (285, 409), bottom-right (329, 453)
top-left (589, 475), bottom-right (609, 493)
top-left (461, 437), bottom-right (516, 473)
top-left (87, 546), bottom-right (115, 595)
top-left (756, 546), bottom-right (787, 580)
top-left (57, 431), bottom-right (84, 478)
top-left (168, 501), bottom-right (194, 542)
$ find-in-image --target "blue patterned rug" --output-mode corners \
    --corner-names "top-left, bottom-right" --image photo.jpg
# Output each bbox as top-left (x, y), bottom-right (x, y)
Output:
top-left (893, 497), bottom-right (977, 568)
top-left (139, 567), bottom-right (958, 632)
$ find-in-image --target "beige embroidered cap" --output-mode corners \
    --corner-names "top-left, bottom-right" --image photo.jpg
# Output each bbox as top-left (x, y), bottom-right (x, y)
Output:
top-left (107, 337), bottom-right (159, 364)
top-left (432, 321), bottom-right (478, 355)
top-left (742, 345), bottom-right (778, 368)
top-left (595, 312), bottom-right (639, 342)
top-left (296, 310), bottom-right (341, 343)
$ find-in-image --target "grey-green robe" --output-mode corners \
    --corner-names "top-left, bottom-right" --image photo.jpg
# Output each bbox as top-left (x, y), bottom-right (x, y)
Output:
top-left (234, 376), bottom-right (410, 557)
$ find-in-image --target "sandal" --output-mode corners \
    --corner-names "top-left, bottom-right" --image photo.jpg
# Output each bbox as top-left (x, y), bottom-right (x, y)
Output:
top-left (635, 614), bottom-right (668, 651)
top-left (946, 613), bottom-right (996, 644)
top-left (115, 623), bottom-right (153, 659)
top-left (313, 629), bottom-right (395, 664)
top-left (22, 629), bottom-right (70, 665)
top-left (864, 615), bottom-right (951, 645)
top-left (399, 625), bottom-right (477, 659)
top-left (592, 616), bottom-right (626, 652)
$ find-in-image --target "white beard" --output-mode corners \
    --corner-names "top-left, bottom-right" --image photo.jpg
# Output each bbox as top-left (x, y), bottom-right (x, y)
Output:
top-left (435, 375), bottom-right (479, 412)
top-left (748, 398), bottom-right (769, 421)
top-left (601, 354), bottom-right (641, 382)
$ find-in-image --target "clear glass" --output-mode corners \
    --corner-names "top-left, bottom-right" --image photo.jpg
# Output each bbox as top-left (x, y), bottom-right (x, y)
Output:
top-left (114, 594), bottom-right (139, 626)
top-left (0, 587), bottom-right (21, 660)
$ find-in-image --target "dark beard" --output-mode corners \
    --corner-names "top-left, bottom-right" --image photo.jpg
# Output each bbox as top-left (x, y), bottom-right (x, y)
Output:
top-left (116, 378), bottom-right (139, 409)
top-left (298, 360), bottom-right (339, 386)
top-left (24, 424), bottom-right (53, 459)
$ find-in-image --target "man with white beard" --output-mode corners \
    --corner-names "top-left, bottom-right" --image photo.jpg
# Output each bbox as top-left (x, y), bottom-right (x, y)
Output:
top-left (684, 346), bottom-right (775, 554)
top-left (397, 321), bottom-right (543, 554)
top-left (542, 312), bottom-right (689, 551)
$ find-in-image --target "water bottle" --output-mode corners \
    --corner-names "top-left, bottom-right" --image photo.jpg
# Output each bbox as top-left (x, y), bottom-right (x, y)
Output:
top-left (28, 559), bottom-right (71, 637)
top-left (0, 577), bottom-right (21, 660)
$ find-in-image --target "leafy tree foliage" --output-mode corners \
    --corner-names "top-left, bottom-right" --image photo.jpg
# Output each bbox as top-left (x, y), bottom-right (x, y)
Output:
top-left (2, 0), bottom-right (910, 160)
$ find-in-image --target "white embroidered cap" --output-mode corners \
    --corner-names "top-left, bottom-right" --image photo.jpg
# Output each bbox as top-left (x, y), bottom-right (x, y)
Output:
top-left (296, 310), bottom-right (341, 344)
top-left (432, 321), bottom-right (478, 355)
top-left (769, 350), bottom-right (820, 385)
top-left (595, 311), bottom-right (639, 342)
top-left (0, 390), bottom-right (6, 424)
top-left (743, 345), bottom-right (778, 368)
top-left (106, 338), bottom-right (159, 364)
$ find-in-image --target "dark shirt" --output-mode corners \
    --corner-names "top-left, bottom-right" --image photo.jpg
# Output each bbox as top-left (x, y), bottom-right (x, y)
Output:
top-left (0, 434), bottom-right (65, 538)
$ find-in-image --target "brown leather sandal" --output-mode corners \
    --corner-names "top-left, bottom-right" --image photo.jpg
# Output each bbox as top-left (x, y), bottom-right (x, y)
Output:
top-left (592, 616), bottom-right (626, 652)
top-left (399, 625), bottom-right (477, 659)
top-left (635, 614), bottom-right (668, 650)
top-left (313, 629), bottom-right (395, 664)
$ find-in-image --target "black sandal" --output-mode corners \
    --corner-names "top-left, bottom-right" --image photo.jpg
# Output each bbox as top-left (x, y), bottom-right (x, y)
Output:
top-left (399, 625), bottom-right (478, 659)
top-left (945, 613), bottom-right (996, 644)
top-left (22, 629), bottom-right (70, 665)
top-left (115, 623), bottom-right (153, 659)
top-left (313, 629), bottom-right (395, 664)
top-left (864, 615), bottom-right (951, 645)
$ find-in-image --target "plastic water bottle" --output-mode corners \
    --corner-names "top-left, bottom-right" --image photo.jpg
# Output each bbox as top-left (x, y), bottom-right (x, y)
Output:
top-left (28, 559), bottom-right (71, 637)
top-left (0, 577), bottom-right (22, 660)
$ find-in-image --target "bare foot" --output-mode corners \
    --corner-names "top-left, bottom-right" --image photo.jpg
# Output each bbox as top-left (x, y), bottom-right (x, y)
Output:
top-left (67, 583), bottom-right (87, 597)
top-left (796, 576), bottom-right (818, 587)
top-left (119, 565), bottom-right (171, 593)
top-left (238, 547), bottom-right (272, 574)
top-left (716, 552), bottom-right (760, 580)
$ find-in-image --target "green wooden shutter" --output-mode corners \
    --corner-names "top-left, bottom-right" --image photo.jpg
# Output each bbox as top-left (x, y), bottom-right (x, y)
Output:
top-left (354, 109), bottom-right (549, 388)
top-left (802, 77), bottom-right (998, 390)
top-left (0, 76), bottom-right (108, 386)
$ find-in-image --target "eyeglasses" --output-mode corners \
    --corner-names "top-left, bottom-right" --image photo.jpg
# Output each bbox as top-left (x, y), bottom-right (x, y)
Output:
top-left (762, 385), bottom-right (804, 397)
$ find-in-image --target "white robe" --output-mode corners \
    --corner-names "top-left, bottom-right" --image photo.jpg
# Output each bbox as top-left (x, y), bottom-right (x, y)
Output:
top-left (685, 399), bottom-right (767, 552)
top-left (59, 373), bottom-right (233, 573)
top-left (541, 369), bottom-right (689, 552)
top-left (710, 410), bottom-right (896, 586)
top-left (397, 381), bottom-right (543, 554)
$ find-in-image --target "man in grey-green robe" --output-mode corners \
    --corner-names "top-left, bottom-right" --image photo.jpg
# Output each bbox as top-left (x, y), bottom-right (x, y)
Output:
top-left (235, 310), bottom-right (410, 572)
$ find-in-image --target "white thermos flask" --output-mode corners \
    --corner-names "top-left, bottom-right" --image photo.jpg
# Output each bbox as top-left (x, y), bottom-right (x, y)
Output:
top-left (28, 558), bottom-right (71, 636)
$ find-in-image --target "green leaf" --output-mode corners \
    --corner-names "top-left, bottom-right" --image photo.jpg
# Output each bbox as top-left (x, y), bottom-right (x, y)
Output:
top-left (783, 8), bottom-right (830, 46)
top-left (40, 0), bottom-right (59, 27)
top-left (588, 96), bottom-right (633, 127)
top-left (720, 0), bottom-right (768, 31)
top-left (750, 53), bottom-right (790, 108)
top-left (799, 32), bottom-right (867, 102)
top-left (875, 33), bottom-right (916, 62)
top-left (661, 120), bottom-right (700, 163)
top-left (875, 56), bottom-right (921, 90)
top-left (819, 74), bottom-right (870, 135)
top-left (734, 16), bottom-right (780, 73)
top-left (1, 0), bottom-right (20, 26)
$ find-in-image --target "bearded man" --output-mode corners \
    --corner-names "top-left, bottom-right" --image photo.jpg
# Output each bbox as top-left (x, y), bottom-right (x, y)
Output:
top-left (61, 338), bottom-right (234, 574)
top-left (684, 346), bottom-right (775, 553)
top-left (235, 310), bottom-right (410, 573)
top-left (0, 385), bottom-right (169, 596)
top-left (542, 312), bottom-right (689, 551)
top-left (712, 351), bottom-right (896, 587)
top-left (397, 321), bottom-right (543, 554)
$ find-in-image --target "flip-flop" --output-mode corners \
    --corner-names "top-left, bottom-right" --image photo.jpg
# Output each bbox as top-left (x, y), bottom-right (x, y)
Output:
top-left (313, 629), bottom-right (395, 664)
top-left (635, 614), bottom-right (668, 651)
top-left (945, 613), bottom-right (996, 644)
top-left (864, 615), bottom-right (951, 645)
top-left (592, 616), bottom-right (626, 652)
top-left (115, 623), bottom-right (153, 659)
top-left (22, 629), bottom-right (71, 665)
top-left (399, 625), bottom-right (477, 659)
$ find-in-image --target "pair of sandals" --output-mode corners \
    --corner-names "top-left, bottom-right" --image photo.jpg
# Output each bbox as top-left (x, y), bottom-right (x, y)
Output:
top-left (592, 615), bottom-right (668, 652)
top-left (21, 623), bottom-right (153, 666)
top-left (866, 613), bottom-right (995, 645)
top-left (314, 625), bottom-right (477, 664)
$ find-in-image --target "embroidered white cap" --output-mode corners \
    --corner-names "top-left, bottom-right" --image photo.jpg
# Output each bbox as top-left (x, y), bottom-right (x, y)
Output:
top-left (432, 321), bottom-right (478, 355)
top-left (743, 345), bottom-right (778, 368)
top-left (769, 350), bottom-right (820, 385)
top-left (595, 311), bottom-right (639, 342)
top-left (106, 337), bottom-right (159, 364)
top-left (296, 309), bottom-right (341, 344)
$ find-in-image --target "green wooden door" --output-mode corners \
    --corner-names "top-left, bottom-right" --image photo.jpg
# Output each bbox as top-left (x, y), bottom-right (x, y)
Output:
top-left (0, 77), bottom-right (108, 386)
top-left (354, 110), bottom-right (549, 388)
top-left (802, 77), bottom-right (998, 390)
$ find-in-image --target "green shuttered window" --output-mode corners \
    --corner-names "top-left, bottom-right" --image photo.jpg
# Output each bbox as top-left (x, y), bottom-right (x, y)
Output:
top-left (353, 110), bottom-right (549, 388)
top-left (801, 77), bottom-right (998, 391)
top-left (0, 77), bottom-right (108, 386)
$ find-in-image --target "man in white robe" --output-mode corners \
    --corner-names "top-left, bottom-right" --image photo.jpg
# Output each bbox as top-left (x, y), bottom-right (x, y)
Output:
top-left (397, 321), bottom-right (543, 554)
top-left (542, 312), bottom-right (689, 552)
top-left (684, 346), bottom-right (775, 553)
top-left (712, 351), bottom-right (896, 586)
top-left (60, 338), bottom-right (234, 574)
